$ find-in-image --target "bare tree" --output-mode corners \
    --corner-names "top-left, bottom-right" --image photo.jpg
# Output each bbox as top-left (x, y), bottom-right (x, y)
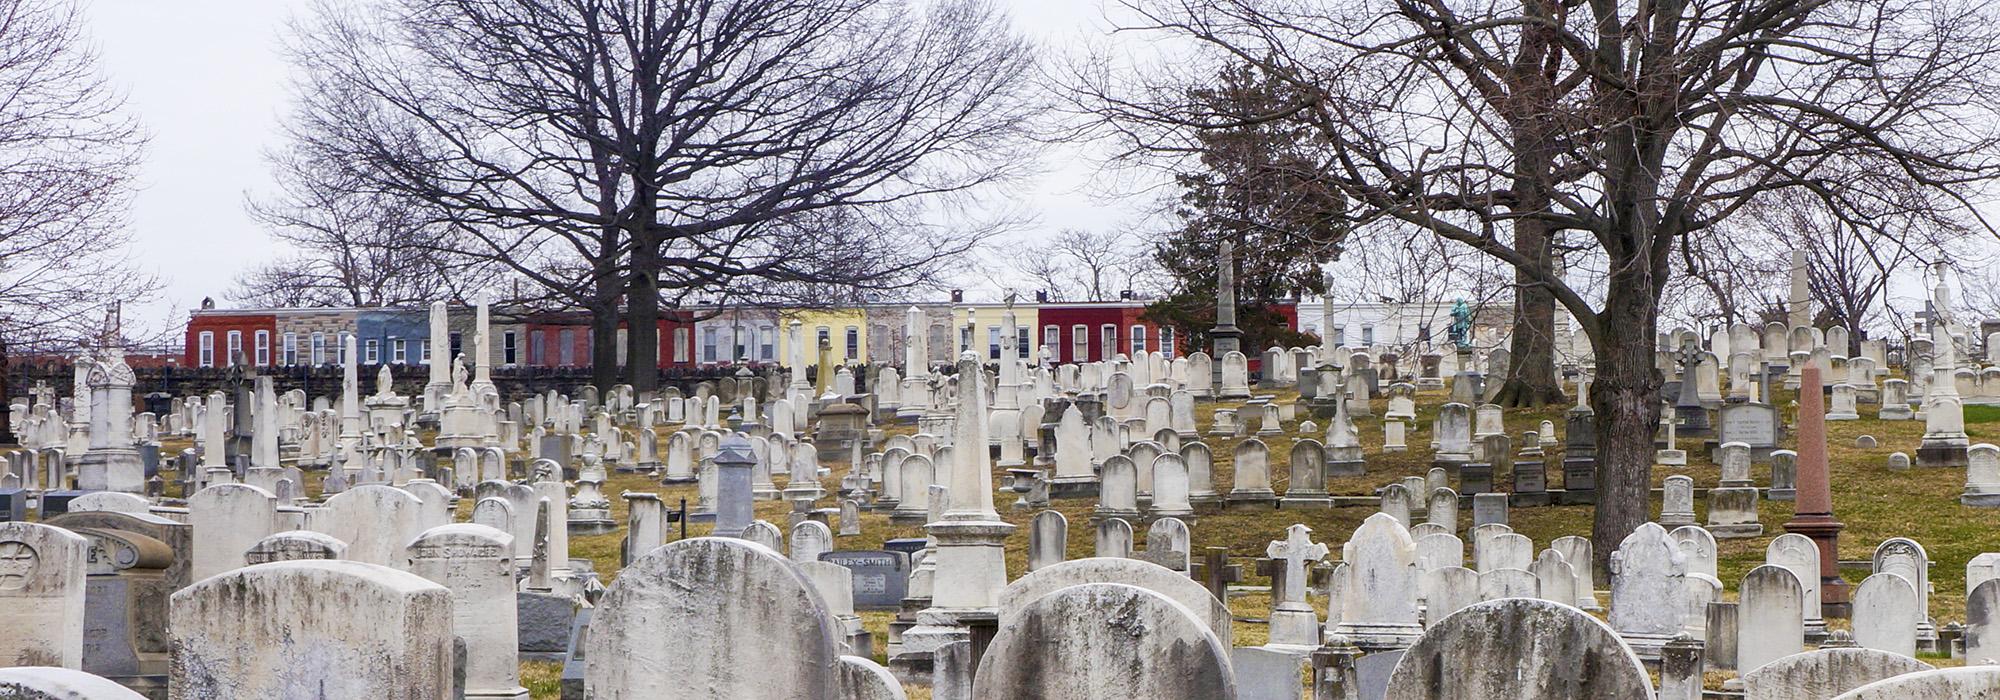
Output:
top-left (1011, 228), bottom-right (1153, 301)
top-left (232, 147), bottom-right (493, 308)
top-left (1663, 223), bottom-right (1788, 330)
top-left (1320, 227), bottom-right (1514, 356)
top-left (0, 0), bottom-right (151, 355)
top-left (1785, 187), bottom-right (1966, 354)
top-left (1084, 0), bottom-right (2000, 573)
top-left (282, 0), bottom-right (1040, 391)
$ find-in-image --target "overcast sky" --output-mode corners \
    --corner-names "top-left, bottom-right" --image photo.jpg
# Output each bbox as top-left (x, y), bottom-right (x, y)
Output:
top-left (82, 0), bottom-right (1141, 331)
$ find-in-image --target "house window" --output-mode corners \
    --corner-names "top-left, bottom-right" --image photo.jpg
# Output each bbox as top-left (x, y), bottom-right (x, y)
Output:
top-left (558, 329), bottom-right (576, 366)
top-left (670, 328), bottom-right (687, 363)
top-left (816, 326), bottom-right (831, 351)
top-left (1362, 325), bottom-right (1375, 345)
top-left (449, 332), bottom-right (462, 363)
top-left (365, 339), bottom-right (380, 364)
top-left (226, 331), bottom-right (243, 365)
top-left (1334, 326), bottom-right (1345, 347)
top-left (759, 326), bottom-right (775, 361)
top-left (1100, 325), bottom-right (1117, 360)
top-left (254, 330), bottom-right (271, 366)
top-left (960, 325), bottom-right (974, 354)
top-left (702, 328), bottom-right (718, 363)
top-left (1418, 325), bottom-right (1433, 342)
top-left (530, 330), bottom-right (547, 365)
top-left (1131, 325), bottom-right (1147, 355)
top-left (504, 331), bottom-right (519, 365)
top-left (282, 333), bottom-right (298, 366)
top-left (311, 333), bottom-right (326, 365)
top-left (198, 332), bottom-right (215, 368)
top-left (392, 339), bottom-right (407, 364)
top-left (338, 333), bottom-right (352, 364)
top-left (1071, 324), bottom-right (1088, 362)
top-left (1043, 325), bottom-right (1059, 353)
top-left (845, 326), bottom-right (860, 360)
top-left (987, 326), bottom-right (1002, 360)
top-left (1018, 325), bottom-right (1030, 359)
top-left (1161, 327), bottom-right (1177, 357)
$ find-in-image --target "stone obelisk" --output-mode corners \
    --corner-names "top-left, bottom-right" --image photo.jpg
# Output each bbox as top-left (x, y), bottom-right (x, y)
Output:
top-left (1210, 239), bottom-right (1243, 390)
top-left (1784, 361), bottom-right (1850, 617)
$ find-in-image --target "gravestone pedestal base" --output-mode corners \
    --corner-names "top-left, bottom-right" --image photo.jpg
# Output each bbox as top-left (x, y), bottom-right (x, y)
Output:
top-left (1917, 440), bottom-right (1968, 468)
top-left (1279, 491), bottom-right (1331, 509)
top-left (1330, 621), bottom-right (1422, 653)
top-left (1046, 477), bottom-right (1099, 500)
top-left (1706, 487), bottom-right (1763, 538)
top-left (1225, 490), bottom-right (1276, 511)
top-left (1266, 604), bottom-right (1321, 649)
top-left (77, 448), bottom-right (145, 493)
top-left (1962, 487), bottom-right (2000, 507)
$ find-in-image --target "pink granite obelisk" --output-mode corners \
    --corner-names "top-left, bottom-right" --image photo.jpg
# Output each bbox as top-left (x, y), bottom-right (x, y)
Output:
top-left (1785, 362), bottom-right (1850, 616)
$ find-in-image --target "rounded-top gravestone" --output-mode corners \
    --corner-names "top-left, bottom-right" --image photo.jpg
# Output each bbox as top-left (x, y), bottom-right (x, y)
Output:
top-left (974, 583), bottom-right (1235, 700)
top-left (585, 537), bottom-right (842, 700)
top-left (168, 559), bottom-right (455, 700)
top-left (999, 557), bottom-right (1232, 646)
top-left (1831, 666), bottom-right (2000, 699)
top-left (0, 666), bottom-right (147, 699)
top-left (1741, 647), bottom-right (1931, 700)
top-left (1385, 598), bottom-right (1651, 700)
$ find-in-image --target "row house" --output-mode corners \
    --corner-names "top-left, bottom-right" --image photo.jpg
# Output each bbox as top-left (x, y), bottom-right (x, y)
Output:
top-left (184, 308), bottom-right (278, 368)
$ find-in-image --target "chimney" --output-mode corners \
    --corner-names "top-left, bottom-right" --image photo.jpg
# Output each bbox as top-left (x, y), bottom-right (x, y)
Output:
top-left (1035, 290), bottom-right (1048, 303)
top-left (950, 289), bottom-right (964, 303)
top-left (1119, 289), bottom-right (1134, 300)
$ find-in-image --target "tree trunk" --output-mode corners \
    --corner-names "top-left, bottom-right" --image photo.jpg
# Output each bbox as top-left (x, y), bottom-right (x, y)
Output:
top-left (625, 225), bottom-right (660, 395)
top-left (590, 279), bottom-right (621, 394)
top-left (1495, 218), bottom-right (1567, 407)
top-left (1495, 90), bottom-right (1567, 407)
top-left (1588, 273), bottom-right (1664, 579)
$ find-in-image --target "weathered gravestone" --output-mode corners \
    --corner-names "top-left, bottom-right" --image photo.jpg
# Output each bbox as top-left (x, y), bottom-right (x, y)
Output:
top-left (586, 537), bottom-right (850, 699)
top-left (1610, 522), bottom-right (1687, 660)
top-left (1850, 572), bottom-right (1919, 658)
top-left (68, 525), bottom-right (172, 693)
top-left (243, 530), bottom-right (346, 565)
top-left (999, 557), bottom-right (1232, 646)
top-left (1383, 598), bottom-right (1652, 699)
top-left (317, 484), bottom-right (427, 569)
top-left (0, 667), bottom-right (147, 699)
top-left (0, 522), bottom-right (88, 669)
top-left (974, 583), bottom-right (1235, 699)
top-left (405, 523), bottom-right (529, 700)
top-left (1741, 646), bottom-right (1931, 700)
top-left (168, 559), bottom-right (454, 699)
top-left (186, 483), bottom-right (276, 583)
top-left (1829, 666), bottom-right (2000, 699)
top-left (822, 550), bottom-right (910, 611)
top-left (1718, 402), bottom-right (1782, 462)
top-left (1739, 565), bottom-right (1806, 673)
top-left (1969, 578), bottom-right (2000, 665)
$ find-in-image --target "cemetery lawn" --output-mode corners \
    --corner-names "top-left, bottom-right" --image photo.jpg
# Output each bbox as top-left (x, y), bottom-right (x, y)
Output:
top-left (158, 381), bottom-right (1993, 697)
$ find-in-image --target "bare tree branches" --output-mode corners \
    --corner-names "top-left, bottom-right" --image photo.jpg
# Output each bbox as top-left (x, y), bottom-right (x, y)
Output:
top-left (232, 146), bottom-right (494, 308)
top-left (0, 0), bottom-right (151, 353)
top-left (282, 0), bottom-right (1042, 390)
top-left (1010, 228), bottom-right (1155, 302)
top-left (1079, 0), bottom-right (2000, 572)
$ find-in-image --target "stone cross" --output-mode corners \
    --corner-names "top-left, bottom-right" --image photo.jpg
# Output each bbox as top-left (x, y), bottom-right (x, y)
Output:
top-left (1265, 524), bottom-right (1328, 606)
top-left (1192, 546), bottom-right (1242, 604)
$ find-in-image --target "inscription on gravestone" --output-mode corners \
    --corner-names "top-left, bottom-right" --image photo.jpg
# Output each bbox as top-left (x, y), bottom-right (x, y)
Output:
top-left (820, 550), bottom-right (909, 610)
